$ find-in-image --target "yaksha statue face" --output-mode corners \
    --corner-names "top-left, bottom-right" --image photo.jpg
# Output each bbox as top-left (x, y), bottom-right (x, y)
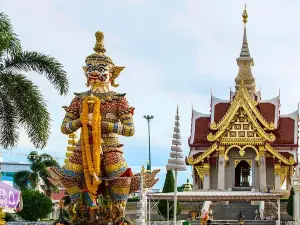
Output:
top-left (85, 62), bottom-right (111, 86)
top-left (83, 31), bottom-right (124, 88)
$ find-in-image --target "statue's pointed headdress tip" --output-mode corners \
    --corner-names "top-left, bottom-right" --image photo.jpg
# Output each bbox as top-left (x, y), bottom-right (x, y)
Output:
top-left (85, 31), bottom-right (114, 65)
top-left (94, 31), bottom-right (106, 54)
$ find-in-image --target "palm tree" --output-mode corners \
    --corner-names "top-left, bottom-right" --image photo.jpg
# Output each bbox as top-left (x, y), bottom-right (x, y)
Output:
top-left (14, 151), bottom-right (58, 196)
top-left (0, 12), bottom-right (69, 149)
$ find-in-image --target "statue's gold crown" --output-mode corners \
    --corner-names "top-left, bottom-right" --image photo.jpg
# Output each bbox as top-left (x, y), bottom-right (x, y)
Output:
top-left (85, 31), bottom-right (114, 65)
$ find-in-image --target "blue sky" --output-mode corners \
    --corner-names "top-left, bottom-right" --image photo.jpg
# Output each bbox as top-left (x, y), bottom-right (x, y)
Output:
top-left (1, 0), bottom-right (300, 188)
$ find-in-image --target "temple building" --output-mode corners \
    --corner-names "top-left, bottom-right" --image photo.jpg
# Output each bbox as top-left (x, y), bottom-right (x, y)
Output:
top-left (187, 7), bottom-right (299, 193)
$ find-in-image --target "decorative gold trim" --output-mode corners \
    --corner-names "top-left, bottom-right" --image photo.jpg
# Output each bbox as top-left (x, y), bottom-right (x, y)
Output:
top-left (187, 143), bottom-right (218, 165)
top-left (218, 146), bottom-right (225, 157)
top-left (221, 138), bottom-right (265, 145)
top-left (210, 84), bottom-right (275, 131)
top-left (274, 163), bottom-right (281, 176)
top-left (239, 149), bottom-right (245, 157)
top-left (234, 160), bottom-right (241, 168)
top-left (241, 85), bottom-right (275, 130)
top-left (203, 163), bottom-right (210, 176)
top-left (258, 146), bottom-right (265, 157)
top-left (280, 166), bottom-right (289, 186)
top-left (207, 99), bottom-right (276, 142)
top-left (195, 165), bottom-right (204, 180)
top-left (265, 143), bottom-right (295, 166)
top-left (246, 160), bottom-right (252, 168)
top-left (235, 159), bottom-right (252, 168)
top-left (224, 145), bottom-right (259, 162)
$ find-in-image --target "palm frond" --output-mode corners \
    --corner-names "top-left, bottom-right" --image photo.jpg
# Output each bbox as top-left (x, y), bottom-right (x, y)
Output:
top-left (13, 170), bottom-right (31, 190)
top-left (0, 72), bottom-right (50, 148)
top-left (0, 89), bottom-right (19, 148)
top-left (0, 13), bottom-right (21, 55)
top-left (3, 51), bottom-right (69, 95)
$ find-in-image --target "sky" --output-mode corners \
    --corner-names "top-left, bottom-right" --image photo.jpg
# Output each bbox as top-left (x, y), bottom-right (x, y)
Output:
top-left (1, 0), bottom-right (300, 189)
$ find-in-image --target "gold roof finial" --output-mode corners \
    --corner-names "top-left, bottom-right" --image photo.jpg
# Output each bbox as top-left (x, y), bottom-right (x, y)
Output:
top-left (242, 4), bottom-right (248, 25)
top-left (93, 31), bottom-right (106, 54)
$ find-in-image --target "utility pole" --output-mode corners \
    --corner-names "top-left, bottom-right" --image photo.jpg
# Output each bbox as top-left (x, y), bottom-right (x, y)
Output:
top-left (143, 115), bottom-right (154, 173)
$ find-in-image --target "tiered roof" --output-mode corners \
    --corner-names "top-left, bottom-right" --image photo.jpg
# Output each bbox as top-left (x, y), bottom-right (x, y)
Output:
top-left (190, 96), bottom-right (298, 147)
top-left (188, 7), bottom-right (299, 166)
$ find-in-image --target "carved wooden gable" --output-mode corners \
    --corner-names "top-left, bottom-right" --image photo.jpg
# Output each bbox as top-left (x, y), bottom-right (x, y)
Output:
top-left (221, 108), bottom-right (265, 145)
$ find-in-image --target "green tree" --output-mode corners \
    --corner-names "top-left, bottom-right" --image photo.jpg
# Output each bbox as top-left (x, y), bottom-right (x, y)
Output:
top-left (157, 170), bottom-right (181, 219)
top-left (17, 189), bottom-right (52, 221)
top-left (287, 187), bottom-right (294, 216)
top-left (14, 151), bottom-right (58, 196)
top-left (4, 212), bottom-right (15, 222)
top-left (0, 12), bottom-right (69, 149)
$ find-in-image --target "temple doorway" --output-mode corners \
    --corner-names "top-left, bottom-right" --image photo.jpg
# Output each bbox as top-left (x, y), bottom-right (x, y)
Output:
top-left (235, 160), bottom-right (252, 187)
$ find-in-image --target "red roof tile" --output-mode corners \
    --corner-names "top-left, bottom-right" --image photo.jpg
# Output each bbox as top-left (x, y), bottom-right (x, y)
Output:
top-left (194, 117), bottom-right (210, 144)
top-left (258, 103), bottom-right (276, 124)
top-left (214, 103), bottom-right (230, 123)
top-left (279, 152), bottom-right (293, 159)
top-left (274, 118), bottom-right (295, 144)
top-left (51, 188), bottom-right (66, 201)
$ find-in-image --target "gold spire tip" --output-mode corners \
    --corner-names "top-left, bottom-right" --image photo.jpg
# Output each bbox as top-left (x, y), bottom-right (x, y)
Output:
top-left (242, 4), bottom-right (248, 24)
top-left (93, 31), bottom-right (106, 54)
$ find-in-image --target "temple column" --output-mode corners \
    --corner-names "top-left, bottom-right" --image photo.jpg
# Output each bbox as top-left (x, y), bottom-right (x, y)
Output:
top-left (259, 146), bottom-right (267, 191)
top-left (217, 146), bottom-right (225, 190)
top-left (192, 168), bottom-right (197, 190)
top-left (274, 164), bottom-right (281, 191)
top-left (293, 182), bottom-right (300, 224)
top-left (203, 163), bottom-right (210, 190)
top-left (287, 167), bottom-right (293, 190)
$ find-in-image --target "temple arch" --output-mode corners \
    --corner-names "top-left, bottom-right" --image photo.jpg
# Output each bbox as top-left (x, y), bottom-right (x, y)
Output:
top-left (224, 144), bottom-right (259, 162)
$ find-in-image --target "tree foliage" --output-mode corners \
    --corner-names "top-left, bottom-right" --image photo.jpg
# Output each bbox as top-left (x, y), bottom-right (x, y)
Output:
top-left (4, 212), bottom-right (15, 222)
top-left (157, 170), bottom-right (181, 219)
top-left (0, 12), bottom-right (69, 149)
top-left (13, 151), bottom-right (58, 196)
top-left (17, 189), bottom-right (52, 221)
top-left (287, 187), bottom-right (294, 216)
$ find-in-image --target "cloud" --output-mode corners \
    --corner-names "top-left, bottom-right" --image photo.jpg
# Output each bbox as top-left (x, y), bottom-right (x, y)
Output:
top-left (1, 0), bottom-right (300, 189)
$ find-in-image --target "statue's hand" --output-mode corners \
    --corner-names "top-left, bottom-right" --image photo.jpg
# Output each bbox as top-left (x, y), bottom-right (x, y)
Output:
top-left (93, 173), bottom-right (99, 182)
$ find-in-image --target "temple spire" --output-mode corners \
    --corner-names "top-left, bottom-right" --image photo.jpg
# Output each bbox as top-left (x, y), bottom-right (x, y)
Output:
top-left (240, 5), bottom-right (250, 58)
top-left (235, 5), bottom-right (256, 94)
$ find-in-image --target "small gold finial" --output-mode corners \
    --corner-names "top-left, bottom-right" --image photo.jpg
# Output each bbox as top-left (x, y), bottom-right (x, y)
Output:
top-left (93, 31), bottom-right (106, 54)
top-left (242, 4), bottom-right (248, 24)
top-left (141, 165), bottom-right (145, 173)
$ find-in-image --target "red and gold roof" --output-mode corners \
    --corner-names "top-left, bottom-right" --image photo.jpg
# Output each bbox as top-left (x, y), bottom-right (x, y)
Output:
top-left (187, 7), bottom-right (299, 167)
